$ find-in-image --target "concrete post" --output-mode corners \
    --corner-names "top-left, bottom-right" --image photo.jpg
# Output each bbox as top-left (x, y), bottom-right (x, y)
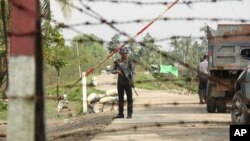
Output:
top-left (82, 72), bottom-right (88, 114)
top-left (7, 0), bottom-right (45, 141)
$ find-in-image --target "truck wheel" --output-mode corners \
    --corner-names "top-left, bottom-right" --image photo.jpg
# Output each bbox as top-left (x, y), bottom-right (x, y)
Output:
top-left (231, 91), bottom-right (250, 125)
top-left (217, 99), bottom-right (227, 113)
top-left (207, 97), bottom-right (216, 113)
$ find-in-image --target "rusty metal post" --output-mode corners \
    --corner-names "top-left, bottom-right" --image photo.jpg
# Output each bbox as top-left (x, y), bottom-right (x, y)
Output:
top-left (7, 0), bottom-right (45, 141)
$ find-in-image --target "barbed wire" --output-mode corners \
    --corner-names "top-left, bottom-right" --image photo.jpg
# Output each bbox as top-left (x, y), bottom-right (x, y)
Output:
top-left (65, 17), bottom-right (250, 27)
top-left (42, 49), bottom-right (200, 98)
top-left (5, 0), bottom-right (244, 101)
top-left (2, 1), bottom-right (240, 139)
top-left (81, 0), bottom-right (242, 6)
top-left (7, 0), bottom-right (200, 99)
top-left (10, 0), bottom-right (249, 40)
top-left (62, 32), bottom-right (250, 46)
top-left (51, 0), bottom-right (249, 46)
top-left (54, 0), bottom-right (131, 38)
top-left (43, 35), bottom-right (238, 99)
top-left (45, 75), bottom-right (198, 93)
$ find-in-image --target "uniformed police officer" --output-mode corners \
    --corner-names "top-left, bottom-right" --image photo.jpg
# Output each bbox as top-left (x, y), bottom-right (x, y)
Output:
top-left (111, 47), bottom-right (135, 119)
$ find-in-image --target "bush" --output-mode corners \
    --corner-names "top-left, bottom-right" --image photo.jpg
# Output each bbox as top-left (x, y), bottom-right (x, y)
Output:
top-left (135, 71), bottom-right (198, 94)
top-left (0, 101), bottom-right (7, 111)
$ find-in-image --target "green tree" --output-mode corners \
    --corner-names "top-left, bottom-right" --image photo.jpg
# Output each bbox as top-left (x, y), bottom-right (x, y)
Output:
top-left (139, 33), bottom-right (160, 70)
top-left (127, 40), bottom-right (138, 60)
top-left (43, 23), bottom-right (69, 97)
top-left (170, 36), bottom-right (206, 80)
top-left (70, 34), bottom-right (109, 75)
top-left (107, 34), bottom-right (120, 61)
top-left (199, 24), bottom-right (216, 56)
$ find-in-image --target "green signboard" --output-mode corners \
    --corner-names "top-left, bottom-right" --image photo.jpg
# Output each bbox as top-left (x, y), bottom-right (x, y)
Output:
top-left (160, 65), bottom-right (178, 77)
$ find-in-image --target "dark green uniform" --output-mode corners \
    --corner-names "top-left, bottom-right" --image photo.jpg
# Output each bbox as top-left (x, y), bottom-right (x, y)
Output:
top-left (111, 59), bottom-right (135, 117)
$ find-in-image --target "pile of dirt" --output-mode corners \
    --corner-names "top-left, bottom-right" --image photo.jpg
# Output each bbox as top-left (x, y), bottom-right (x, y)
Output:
top-left (48, 111), bottom-right (116, 141)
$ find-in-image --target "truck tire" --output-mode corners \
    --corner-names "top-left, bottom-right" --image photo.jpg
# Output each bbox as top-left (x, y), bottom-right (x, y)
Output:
top-left (217, 99), bottom-right (227, 113)
top-left (231, 91), bottom-right (250, 125)
top-left (207, 97), bottom-right (216, 113)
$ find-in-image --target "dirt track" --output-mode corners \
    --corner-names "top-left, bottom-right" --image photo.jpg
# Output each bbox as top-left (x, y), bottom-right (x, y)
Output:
top-left (92, 74), bottom-right (231, 141)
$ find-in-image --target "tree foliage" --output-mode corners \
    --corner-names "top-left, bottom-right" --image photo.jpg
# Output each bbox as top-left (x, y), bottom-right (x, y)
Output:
top-left (107, 33), bottom-right (120, 60)
top-left (169, 35), bottom-right (207, 79)
top-left (70, 34), bottom-right (110, 73)
top-left (43, 22), bottom-right (69, 72)
top-left (42, 22), bottom-right (69, 96)
top-left (107, 33), bottom-right (163, 71)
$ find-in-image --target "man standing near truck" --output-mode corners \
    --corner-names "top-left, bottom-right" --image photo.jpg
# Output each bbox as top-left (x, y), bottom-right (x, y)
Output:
top-left (197, 55), bottom-right (209, 104)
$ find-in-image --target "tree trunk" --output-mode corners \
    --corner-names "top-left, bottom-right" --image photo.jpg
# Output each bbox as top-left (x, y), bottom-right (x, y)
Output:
top-left (0, 0), bottom-right (8, 97)
top-left (56, 69), bottom-right (60, 97)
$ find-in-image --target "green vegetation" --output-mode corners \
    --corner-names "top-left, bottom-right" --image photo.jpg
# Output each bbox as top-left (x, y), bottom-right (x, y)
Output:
top-left (135, 72), bottom-right (198, 94)
top-left (43, 22), bottom-right (70, 97)
top-left (45, 83), bottom-right (105, 119)
top-left (0, 100), bottom-right (7, 120)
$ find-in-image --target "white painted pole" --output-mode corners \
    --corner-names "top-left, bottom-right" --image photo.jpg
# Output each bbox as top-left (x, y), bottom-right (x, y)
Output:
top-left (7, 57), bottom-right (36, 141)
top-left (82, 72), bottom-right (88, 114)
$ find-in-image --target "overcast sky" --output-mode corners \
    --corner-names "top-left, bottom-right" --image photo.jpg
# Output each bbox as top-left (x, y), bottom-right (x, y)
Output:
top-left (50, 0), bottom-right (250, 49)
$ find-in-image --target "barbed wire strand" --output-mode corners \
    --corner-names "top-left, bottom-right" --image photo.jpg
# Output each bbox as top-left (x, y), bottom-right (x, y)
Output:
top-left (53, 0), bottom-right (137, 96)
top-left (81, 0), bottom-right (242, 6)
top-left (6, 0), bottom-right (190, 101)
top-left (57, 30), bottom-right (250, 97)
top-left (1, 0), bottom-right (242, 137)
top-left (80, 0), bottom-right (180, 77)
top-left (6, 0), bottom-right (246, 102)
top-left (62, 32), bottom-right (250, 46)
top-left (50, 0), bottom-right (249, 45)
top-left (65, 17), bottom-right (250, 27)
top-left (78, 1), bottom-right (131, 37)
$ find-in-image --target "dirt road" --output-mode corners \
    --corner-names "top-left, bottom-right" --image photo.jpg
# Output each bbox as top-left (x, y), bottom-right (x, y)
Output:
top-left (91, 74), bottom-right (231, 141)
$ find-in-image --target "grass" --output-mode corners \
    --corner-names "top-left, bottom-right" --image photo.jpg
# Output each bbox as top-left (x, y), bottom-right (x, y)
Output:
top-left (0, 99), bottom-right (7, 121)
top-left (135, 72), bottom-right (198, 95)
top-left (45, 82), bottom-right (106, 119)
top-left (0, 80), bottom-right (106, 121)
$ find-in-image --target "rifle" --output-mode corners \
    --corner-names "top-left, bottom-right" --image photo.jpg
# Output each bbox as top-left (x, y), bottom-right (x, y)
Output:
top-left (114, 60), bottom-right (138, 96)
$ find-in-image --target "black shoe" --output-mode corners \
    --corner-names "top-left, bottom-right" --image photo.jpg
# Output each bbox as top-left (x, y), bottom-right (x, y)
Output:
top-left (114, 114), bottom-right (124, 118)
top-left (126, 115), bottom-right (132, 119)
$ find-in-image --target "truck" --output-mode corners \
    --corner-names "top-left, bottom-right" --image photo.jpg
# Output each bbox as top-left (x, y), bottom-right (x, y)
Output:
top-left (206, 24), bottom-right (250, 114)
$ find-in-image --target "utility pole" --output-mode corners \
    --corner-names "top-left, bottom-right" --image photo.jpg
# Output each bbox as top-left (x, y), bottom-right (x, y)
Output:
top-left (7, 0), bottom-right (45, 141)
top-left (159, 49), bottom-right (162, 65)
top-left (76, 42), bottom-right (82, 77)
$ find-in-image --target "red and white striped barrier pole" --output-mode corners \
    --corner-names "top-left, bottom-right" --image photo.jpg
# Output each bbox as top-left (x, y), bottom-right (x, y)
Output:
top-left (7, 0), bottom-right (45, 141)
